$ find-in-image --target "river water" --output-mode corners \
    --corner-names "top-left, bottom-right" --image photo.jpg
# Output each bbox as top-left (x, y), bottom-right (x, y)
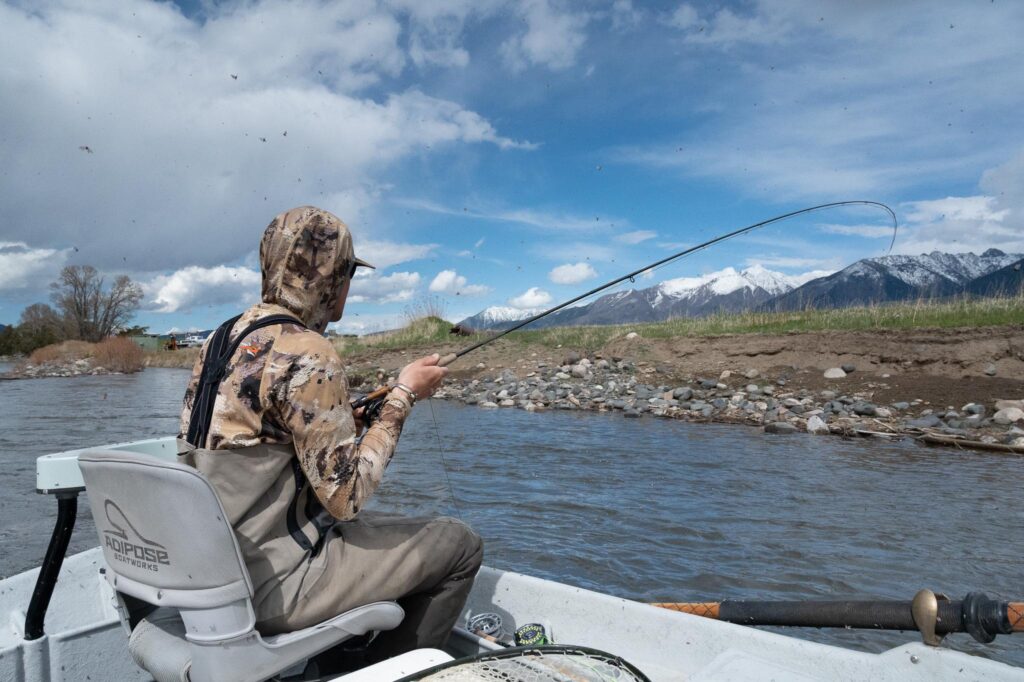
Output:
top-left (1, 368), bottom-right (1021, 667)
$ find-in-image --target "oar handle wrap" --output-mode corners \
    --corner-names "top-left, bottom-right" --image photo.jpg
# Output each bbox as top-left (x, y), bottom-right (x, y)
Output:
top-left (438, 353), bottom-right (457, 367)
top-left (653, 593), bottom-right (1020, 643)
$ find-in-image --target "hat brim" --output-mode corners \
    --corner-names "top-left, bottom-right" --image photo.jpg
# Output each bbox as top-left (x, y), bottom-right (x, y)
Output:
top-left (353, 256), bottom-right (375, 270)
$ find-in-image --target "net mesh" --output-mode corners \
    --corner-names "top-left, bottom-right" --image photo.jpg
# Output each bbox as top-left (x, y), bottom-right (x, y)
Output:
top-left (412, 646), bottom-right (649, 682)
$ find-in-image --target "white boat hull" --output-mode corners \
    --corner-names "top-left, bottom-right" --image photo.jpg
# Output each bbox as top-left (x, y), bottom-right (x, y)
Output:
top-left (3, 546), bottom-right (1022, 681)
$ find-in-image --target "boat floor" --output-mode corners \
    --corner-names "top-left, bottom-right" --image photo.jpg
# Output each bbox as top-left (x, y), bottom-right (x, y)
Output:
top-left (2, 548), bottom-right (1021, 681)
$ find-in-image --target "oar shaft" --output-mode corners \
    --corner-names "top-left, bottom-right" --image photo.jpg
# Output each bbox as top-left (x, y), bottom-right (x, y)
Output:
top-left (653, 593), bottom-right (1022, 643)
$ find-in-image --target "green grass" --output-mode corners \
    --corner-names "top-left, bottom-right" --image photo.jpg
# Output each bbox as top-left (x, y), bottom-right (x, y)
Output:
top-left (335, 295), bottom-right (1024, 358)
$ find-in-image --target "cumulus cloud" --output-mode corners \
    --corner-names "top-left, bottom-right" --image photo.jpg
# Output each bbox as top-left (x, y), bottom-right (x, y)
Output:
top-left (0, 242), bottom-right (69, 291)
top-left (145, 265), bottom-right (261, 313)
top-left (614, 230), bottom-right (656, 244)
top-left (428, 269), bottom-right (490, 296)
top-left (348, 271), bottom-right (421, 304)
top-left (508, 286), bottom-right (552, 309)
top-left (892, 194), bottom-right (1024, 255)
top-left (501, 0), bottom-right (589, 72)
top-left (549, 262), bottom-right (597, 284)
top-left (0, 0), bottom-right (532, 278)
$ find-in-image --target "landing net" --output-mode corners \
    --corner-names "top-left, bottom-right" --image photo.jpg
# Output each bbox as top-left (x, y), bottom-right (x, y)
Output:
top-left (404, 645), bottom-right (651, 682)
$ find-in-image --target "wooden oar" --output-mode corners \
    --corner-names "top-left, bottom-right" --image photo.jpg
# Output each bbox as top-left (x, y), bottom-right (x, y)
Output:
top-left (652, 590), bottom-right (1023, 645)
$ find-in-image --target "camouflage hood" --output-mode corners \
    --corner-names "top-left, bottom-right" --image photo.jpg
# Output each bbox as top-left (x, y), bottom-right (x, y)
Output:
top-left (259, 206), bottom-right (371, 333)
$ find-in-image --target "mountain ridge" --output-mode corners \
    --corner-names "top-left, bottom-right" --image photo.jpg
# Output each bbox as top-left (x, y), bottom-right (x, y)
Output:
top-left (460, 249), bottom-right (1023, 330)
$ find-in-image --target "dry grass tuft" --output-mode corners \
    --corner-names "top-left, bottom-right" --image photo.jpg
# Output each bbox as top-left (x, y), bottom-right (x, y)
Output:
top-left (28, 340), bottom-right (94, 364)
top-left (93, 337), bottom-right (144, 373)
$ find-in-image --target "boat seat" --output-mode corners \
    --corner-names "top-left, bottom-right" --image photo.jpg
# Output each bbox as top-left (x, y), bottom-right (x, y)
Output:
top-left (79, 449), bottom-right (404, 682)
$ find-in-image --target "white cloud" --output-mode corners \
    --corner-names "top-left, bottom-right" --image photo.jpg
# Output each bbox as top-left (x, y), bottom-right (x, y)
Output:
top-left (621, 1), bottom-right (1024, 199)
top-left (508, 286), bottom-right (553, 309)
top-left (549, 262), bottom-right (597, 284)
top-left (610, 0), bottom-right (643, 31)
top-left (397, 197), bottom-right (621, 231)
top-left (745, 255), bottom-right (844, 270)
top-left (145, 265), bottom-right (261, 313)
top-left (0, 1), bottom-right (532, 275)
top-left (357, 240), bottom-right (438, 269)
top-left (474, 237), bottom-right (485, 249)
top-left (614, 230), bottom-right (657, 244)
top-left (500, 0), bottom-right (589, 72)
top-left (891, 193), bottom-right (1024, 255)
top-left (818, 223), bottom-right (898, 239)
top-left (0, 242), bottom-right (69, 291)
top-left (348, 271), bottom-right (421, 304)
top-left (428, 269), bottom-right (490, 296)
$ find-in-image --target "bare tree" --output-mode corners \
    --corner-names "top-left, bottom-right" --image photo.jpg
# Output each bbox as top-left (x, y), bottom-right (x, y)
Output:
top-left (18, 303), bottom-right (66, 348)
top-left (50, 266), bottom-right (144, 342)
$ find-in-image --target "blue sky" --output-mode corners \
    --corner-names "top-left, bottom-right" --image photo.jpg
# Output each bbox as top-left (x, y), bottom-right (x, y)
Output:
top-left (1, 0), bottom-right (1023, 334)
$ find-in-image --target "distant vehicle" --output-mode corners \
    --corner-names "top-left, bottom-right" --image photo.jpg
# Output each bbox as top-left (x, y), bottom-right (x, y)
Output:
top-left (178, 334), bottom-right (209, 348)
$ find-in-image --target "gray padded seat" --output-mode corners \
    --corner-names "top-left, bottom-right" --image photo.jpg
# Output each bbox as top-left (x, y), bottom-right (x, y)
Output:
top-left (79, 449), bottom-right (404, 682)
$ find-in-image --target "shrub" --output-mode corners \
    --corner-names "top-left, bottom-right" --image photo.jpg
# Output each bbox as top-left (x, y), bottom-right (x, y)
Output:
top-left (93, 337), bottom-right (144, 373)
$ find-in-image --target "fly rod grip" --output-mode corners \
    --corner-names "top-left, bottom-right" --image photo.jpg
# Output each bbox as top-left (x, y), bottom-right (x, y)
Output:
top-left (438, 353), bottom-right (457, 367)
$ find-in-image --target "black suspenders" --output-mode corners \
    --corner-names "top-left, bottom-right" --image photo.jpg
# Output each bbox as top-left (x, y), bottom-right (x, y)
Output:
top-left (185, 314), bottom-right (304, 448)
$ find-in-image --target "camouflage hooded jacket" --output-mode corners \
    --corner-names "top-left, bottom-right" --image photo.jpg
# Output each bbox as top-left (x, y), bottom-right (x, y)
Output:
top-left (178, 207), bottom-right (411, 522)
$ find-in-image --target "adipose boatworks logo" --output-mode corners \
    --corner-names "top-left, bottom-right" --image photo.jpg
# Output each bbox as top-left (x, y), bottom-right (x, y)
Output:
top-left (101, 499), bottom-right (171, 572)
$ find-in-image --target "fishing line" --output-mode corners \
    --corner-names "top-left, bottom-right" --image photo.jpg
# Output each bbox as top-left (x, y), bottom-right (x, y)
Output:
top-left (427, 397), bottom-right (463, 520)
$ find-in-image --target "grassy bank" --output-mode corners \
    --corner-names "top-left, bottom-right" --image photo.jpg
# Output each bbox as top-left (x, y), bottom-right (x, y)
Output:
top-left (333, 295), bottom-right (1024, 358)
top-left (143, 347), bottom-right (200, 368)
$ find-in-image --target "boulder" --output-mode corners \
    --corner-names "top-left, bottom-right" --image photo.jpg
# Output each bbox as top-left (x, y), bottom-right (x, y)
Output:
top-left (995, 399), bottom-right (1024, 412)
top-left (806, 415), bottom-right (829, 435)
top-left (823, 367), bottom-right (847, 379)
top-left (840, 364), bottom-right (856, 373)
top-left (993, 407), bottom-right (1024, 425)
top-left (764, 421), bottom-right (797, 435)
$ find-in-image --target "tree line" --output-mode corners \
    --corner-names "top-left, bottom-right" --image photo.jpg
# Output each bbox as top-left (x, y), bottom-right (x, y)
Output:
top-left (0, 266), bottom-right (144, 356)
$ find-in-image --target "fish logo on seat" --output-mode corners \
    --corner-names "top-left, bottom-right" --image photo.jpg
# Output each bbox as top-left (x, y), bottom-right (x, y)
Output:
top-left (101, 499), bottom-right (171, 571)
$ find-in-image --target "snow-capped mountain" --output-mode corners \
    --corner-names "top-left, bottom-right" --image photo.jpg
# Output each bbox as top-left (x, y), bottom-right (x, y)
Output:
top-left (460, 265), bottom-right (826, 330)
top-left (765, 249), bottom-right (1022, 311)
top-left (457, 305), bottom-right (543, 331)
top-left (459, 250), bottom-right (1022, 331)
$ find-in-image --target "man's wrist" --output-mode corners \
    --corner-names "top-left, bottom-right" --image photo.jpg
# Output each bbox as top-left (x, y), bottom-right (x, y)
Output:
top-left (390, 383), bottom-right (417, 406)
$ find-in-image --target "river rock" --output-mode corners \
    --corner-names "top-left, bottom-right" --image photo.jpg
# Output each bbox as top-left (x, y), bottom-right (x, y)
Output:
top-left (623, 408), bottom-right (641, 418)
top-left (892, 401), bottom-right (910, 410)
top-left (595, 359), bottom-right (610, 369)
top-left (963, 403), bottom-right (985, 415)
top-left (840, 364), bottom-right (856, 373)
top-left (625, 332), bottom-right (639, 340)
top-left (852, 402), bottom-right (876, 417)
top-left (993, 407), bottom-right (1024, 425)
top-left (743, 368), bottom-right (759, 379)
top-left (673, 387), bottom-right (693, 400)
top-left (479, 401), bottom-right (499, 408)
top-left (745, 384), bottom-right (760, 394)
top-left (823, 367), bottom-right (847, 379)
top-left (984, 363), bottom-right (997, 376)
top-left (719, 370), bottom-right (732, 380)
top-left (906, 415), bottom-right (941, 428)
top-left (764, 421), bottom-right (797, 435)
top-left (806, 415), bottom-right (829, 435)
top-left (563, 351), bottom-right (581, 364)
top-left (995, 399), bottom-right (1024, 411)
top-left (571, 365), bottom-right (588, 378)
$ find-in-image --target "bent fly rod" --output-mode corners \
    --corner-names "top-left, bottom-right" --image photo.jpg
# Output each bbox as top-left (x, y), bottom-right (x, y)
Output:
top-left (353, 200), bottom-right (897, 412)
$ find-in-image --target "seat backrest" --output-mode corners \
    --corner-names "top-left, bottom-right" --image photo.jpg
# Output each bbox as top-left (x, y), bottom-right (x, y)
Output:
top-left (79, 449), bottom-right (253, 610)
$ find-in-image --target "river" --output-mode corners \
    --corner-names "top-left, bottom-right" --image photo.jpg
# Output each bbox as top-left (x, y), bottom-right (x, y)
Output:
top-left (0, 368), bottom-right (1021, 667)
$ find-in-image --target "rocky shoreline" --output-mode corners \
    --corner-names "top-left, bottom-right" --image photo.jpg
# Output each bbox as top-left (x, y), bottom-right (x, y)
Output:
top-left (2, 358), bottom-right (132, 379)
top-left (353, 350), bottom-right (1024, 451)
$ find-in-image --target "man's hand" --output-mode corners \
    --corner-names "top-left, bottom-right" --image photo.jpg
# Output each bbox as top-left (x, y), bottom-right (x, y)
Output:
top-left (352, 405), bottom-right (366, 436)
top-left (397, 353), bottom-right (448, 400)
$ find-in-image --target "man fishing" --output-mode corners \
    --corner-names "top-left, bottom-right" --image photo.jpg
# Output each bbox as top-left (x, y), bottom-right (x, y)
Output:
top-left (177, 206), bottom-right (483, 664)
